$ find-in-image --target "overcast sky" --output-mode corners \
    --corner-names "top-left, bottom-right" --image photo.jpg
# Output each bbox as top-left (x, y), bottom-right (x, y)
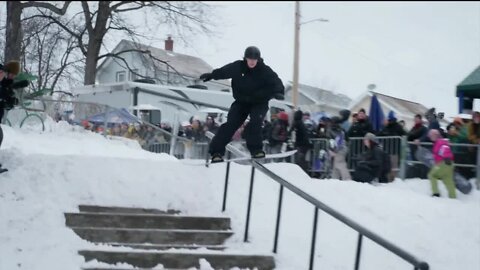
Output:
top-left (2, 2), bottom-right (478, 117)
top-left (175, 1), bottom-right (480, 117)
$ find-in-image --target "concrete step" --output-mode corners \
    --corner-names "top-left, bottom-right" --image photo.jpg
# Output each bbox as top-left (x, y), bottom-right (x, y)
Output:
top-left (78, 205), bottom-right (180, 215)
top-left (79, 250), bottom-right (276, 270)
top-left (107, 243), bottom-right (226, 251)
top-left (71, 227), bottom-right (233, 245)
top-left (65, 213), bottom-right (231, 230)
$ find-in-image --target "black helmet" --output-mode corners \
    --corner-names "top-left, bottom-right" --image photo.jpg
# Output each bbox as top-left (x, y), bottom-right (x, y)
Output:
top-left (244, 46), bottom-right (261, 60)
top-left (331, 116), bottom-right (342, 124)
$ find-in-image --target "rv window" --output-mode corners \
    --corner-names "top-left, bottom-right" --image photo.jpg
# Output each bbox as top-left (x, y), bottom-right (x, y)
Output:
top-left (116, 71), bottom-right (126, 82)
top-left (129, 69), bottom-right (139, 81)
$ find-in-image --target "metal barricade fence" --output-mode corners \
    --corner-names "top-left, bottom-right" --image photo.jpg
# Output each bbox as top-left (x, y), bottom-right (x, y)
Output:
top-left (309, 138), bottom-right (330, 177)
top-left (311, 136), bottom-right (479, 181)
top-left (405, 141), bottom-right (479, 182)
top-left (310, 136), bottom-right (405, 178)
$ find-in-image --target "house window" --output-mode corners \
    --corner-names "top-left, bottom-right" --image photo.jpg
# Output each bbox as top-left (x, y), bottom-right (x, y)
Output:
top-left (116, 71), bottom-right (126, 82)
top-left (129, 69), bottom-right (139, 81)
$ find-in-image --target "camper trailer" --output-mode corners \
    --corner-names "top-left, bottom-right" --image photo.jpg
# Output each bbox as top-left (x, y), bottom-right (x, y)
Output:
top-left (73, 82), bottom-right (294, 124)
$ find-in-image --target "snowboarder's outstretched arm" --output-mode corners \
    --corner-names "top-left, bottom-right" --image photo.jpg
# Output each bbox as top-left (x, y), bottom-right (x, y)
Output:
top-left (200, 61), bottom-right (242, 82)
top-left (264, 66), bottom-right (285, 100)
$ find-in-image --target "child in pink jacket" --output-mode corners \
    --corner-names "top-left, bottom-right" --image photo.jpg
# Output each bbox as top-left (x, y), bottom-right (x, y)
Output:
top-left (427, 129), bottom-right (456, 198)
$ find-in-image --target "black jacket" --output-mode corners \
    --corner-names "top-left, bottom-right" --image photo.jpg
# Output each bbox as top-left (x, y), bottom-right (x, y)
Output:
top-left (347, 119), bottom-right (374, 138)
top-left (290, 111), bottom-right (312, 148)
top-left (407, 124), bottom-right (428, 141)
top-left (358, 145), bottom-right (383, 173)
top-left (210, 59), bottom-right (284, 103)
top-left (378, 121), bottom-right (406, 137)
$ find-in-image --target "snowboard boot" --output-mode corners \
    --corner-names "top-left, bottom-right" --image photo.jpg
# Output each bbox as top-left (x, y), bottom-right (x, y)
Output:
top-left (211, 153), bottom-right (224, 163)
top-left (432, 193), bottom-right (440, 198)
top-left (251, 150), bottom-right (266, 159)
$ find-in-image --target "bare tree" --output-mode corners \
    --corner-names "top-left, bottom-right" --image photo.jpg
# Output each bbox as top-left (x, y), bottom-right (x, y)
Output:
top-left (38, 1), bottom-right (214, 85)
top-left (4, 1), bottom-right (71, 62)
top-left (21, 13), bottom-right (83, 94)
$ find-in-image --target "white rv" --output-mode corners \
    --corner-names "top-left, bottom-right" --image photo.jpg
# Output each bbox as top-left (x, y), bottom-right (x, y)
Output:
top-left (72, 82), bottom-right (294, 124)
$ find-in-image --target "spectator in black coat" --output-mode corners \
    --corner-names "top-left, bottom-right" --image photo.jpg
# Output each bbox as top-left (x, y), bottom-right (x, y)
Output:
top-left (378, 111), bottom-right (406, 137)
top-left (347, 108), bottom-right (374, 138)
top-left (353, 133), bottom-right (385, 183)
top-left (407, 114), bottom-right (428, 160)
top-left (204, 116), bottom-right (219, 135)
top-left (290, 110), bottom-right (313, 173)
top-left (378, 110), bottom-right (406, 181)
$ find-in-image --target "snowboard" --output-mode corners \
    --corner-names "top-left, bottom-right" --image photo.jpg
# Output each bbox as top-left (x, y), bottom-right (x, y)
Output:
top-left (183, 150), bottom-right (297, 166)
top-left (415, 146), bottom-right (472, 194)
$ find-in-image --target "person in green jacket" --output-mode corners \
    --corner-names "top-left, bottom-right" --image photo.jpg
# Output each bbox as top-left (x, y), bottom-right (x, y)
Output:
top-left (447, 117), bottom-right (471, 179)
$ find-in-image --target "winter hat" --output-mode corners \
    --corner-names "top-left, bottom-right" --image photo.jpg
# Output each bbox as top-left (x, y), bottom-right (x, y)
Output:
top-left (278, 111), bottom-right (289, 122)
top-left (244, 46), bottom-right (261, 60)
top-left (364, 132), bottom-right (379, 144)
top-left (304, 119), bottom-right (314, 126)
top-left (331, 116), bottom-right (342, 124)
top-left (453, 117), bottom-right (464, 125)
top-left (294, 110), bottom-right (303, 121)
top-left (388, 111), bottom-right (397, 121)
top-left (339, 109), bottom-right (351, 122)
top-left (2, 60), bottom-right (20, 75)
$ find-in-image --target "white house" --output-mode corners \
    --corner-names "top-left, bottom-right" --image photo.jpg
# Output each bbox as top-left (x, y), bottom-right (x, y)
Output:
top-left (349, 91), bottom-right (448, 129)
top-left (284, 82), bottom-right (352, 116)
top-left (96, 38), bottom-right (231, 91)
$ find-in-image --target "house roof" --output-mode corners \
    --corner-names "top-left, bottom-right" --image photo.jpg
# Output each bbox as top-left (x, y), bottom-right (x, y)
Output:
top-left (97, 40), bottom-right (229, 87)
top-left (457, 65), bottom-right (480, 99)
top-left (350, 91), bottom-right (430, 118)
top-left (284, 82), bottom-right (352, 107)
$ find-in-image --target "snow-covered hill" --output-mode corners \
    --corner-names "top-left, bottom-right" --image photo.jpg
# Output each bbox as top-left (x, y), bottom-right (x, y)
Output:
top-left (0, 123), bottom-right (478, 270)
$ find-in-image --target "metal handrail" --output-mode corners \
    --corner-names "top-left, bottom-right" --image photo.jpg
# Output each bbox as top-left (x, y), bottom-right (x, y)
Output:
top-left (206, 131), bottom-right (430, 270)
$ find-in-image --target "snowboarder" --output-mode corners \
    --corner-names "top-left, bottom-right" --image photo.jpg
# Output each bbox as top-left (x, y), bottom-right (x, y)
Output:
top-left (199, 46), bottom-right (285, 163)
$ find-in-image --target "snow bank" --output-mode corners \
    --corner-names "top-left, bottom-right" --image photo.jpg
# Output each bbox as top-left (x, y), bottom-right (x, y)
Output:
top-left (1, 123), bottom-right (175, 160)
top-left (0, 124), bottom-right (478, 270)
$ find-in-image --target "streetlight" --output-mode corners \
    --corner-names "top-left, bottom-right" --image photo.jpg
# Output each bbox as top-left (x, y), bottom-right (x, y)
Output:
top-left (292, 1), bottom-right (329, 108)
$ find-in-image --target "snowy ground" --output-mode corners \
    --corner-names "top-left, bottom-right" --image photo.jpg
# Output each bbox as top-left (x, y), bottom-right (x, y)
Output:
top-left (0, 122), bottom-right (479, 270)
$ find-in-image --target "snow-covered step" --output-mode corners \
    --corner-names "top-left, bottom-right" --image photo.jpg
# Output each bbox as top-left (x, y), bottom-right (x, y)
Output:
top-left (79, 205), bottom-right (180, 215)
top-left (71, 227), bottom-right (233, 245)
top-left (107, 243), bottom-right (227, 251)
top-left (79, 250), bottom-right (276, 270)
top-left (65, 213), bottom-right (231, 230)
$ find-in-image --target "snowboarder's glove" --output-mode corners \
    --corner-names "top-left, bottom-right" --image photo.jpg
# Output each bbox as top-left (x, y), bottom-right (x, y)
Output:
top-left (444, 158), bottom-right (452, 166)
top-left (200, 73), bottom-right (213, 82)
top-left (273, 93), bottom-right (285, 100)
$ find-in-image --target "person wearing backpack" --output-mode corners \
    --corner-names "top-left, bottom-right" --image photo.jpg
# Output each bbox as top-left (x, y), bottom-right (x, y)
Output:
top-left (268, 111), bottom-right (289, 157)
top-left (426, 129), bottom-right (456, 199)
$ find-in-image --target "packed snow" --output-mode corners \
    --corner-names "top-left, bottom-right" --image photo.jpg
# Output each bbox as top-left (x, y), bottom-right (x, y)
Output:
top-left (0, 122), bottom-right (479, 270)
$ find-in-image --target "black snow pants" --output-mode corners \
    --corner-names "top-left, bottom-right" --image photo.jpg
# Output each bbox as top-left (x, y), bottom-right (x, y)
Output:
top-left (209, 101), bottom-right (269, 156)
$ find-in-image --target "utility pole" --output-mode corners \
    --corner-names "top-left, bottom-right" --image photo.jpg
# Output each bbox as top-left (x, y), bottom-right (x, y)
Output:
top-left (292, 1), bottom-right (300, 108)
top-left (292, 2), bottom-right (328, 109)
